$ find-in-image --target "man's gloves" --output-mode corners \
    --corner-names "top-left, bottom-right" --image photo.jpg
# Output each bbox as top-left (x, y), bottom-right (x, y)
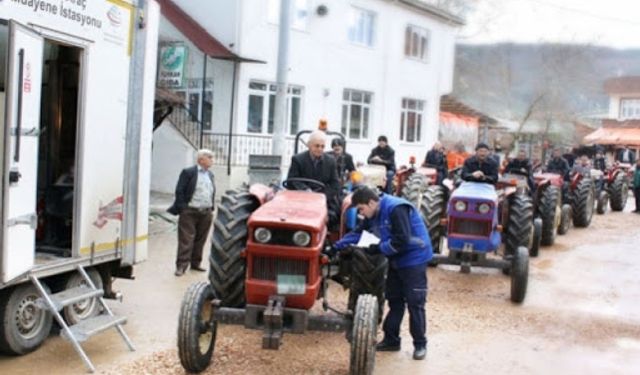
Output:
top-left (366, 244), bottom-right (380, 255)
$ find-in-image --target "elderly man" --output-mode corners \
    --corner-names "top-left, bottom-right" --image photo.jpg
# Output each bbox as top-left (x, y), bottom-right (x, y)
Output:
top-left (423, 142), bottom-right (447, 184)
top-left (461, 143), bottom-right (499, 184)
top-left (287, 130), bottom-right (341, 227)
top-left (168, 149), bottom-right (216, 276)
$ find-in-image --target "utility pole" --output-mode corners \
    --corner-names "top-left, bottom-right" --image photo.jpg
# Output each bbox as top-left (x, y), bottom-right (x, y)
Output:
top-left (272, 0), bottom-right (291, 172)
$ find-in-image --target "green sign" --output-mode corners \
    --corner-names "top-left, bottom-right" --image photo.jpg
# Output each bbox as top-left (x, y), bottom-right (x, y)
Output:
top-left (158, 43), bottom-right (187, 88)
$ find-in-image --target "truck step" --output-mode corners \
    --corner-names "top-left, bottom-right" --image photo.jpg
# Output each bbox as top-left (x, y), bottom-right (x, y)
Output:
top-left (62, 314), bottom-right (127, 343)
top-left (43, 286), bottom-right (103, 311)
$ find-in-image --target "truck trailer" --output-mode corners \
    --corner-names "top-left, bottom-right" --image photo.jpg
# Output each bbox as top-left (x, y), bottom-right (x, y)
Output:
top-left (0, 0), bottom-right (159, 370)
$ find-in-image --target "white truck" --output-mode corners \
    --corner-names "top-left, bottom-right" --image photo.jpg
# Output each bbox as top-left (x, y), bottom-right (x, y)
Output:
top-left (0, 0), bottom-right (159, 368)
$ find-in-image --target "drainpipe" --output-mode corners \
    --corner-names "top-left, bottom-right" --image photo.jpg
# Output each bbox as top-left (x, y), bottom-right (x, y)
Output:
top-left (272, 0), bottom-right (291, 172)
top-left (227, 61), bottom-right (238, 176)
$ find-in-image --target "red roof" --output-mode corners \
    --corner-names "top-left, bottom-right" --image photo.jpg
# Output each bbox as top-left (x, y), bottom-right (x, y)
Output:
top-left (603, 76), bottom-right (640, 95)
top-left (583, 127), bottom-right (640, 146)
top-left (602, 119), bottom-right (640, 128)
top-left (157, 0), bottom-right (251, 61)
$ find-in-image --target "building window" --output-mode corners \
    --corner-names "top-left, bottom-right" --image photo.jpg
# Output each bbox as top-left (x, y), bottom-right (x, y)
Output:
top-left (341, 89), bottom-right (373, 140)
top-left (404, 25), bottom-right (430, 61)
top-left (620, 98), bottom-right (640, 120)
top-left (348, 7), bottom-right (376, 47)
top-left (267, 0), bottom-right (309, 31)
top-left (174, 78), bottom-right (214, 131)
top-left (247, 81), bottom-right (302, 135)
top-left (400, 98), bottom-right (425, 143)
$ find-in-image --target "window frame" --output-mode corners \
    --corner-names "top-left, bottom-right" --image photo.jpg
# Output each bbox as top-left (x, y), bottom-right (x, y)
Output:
top-left (341, 88), bottom-right (374, 141)
top-left (404, 24), bottom-right (430, 62)
top-left (173, 78), bottom-right (214, 131)
top-left (246, 80), bottom-right (303, 136)
top-left (399, 98), bottom-right (426, 144)
top-left (619, 97), bottom-right (640, 120)
top-left (347, 6), bottom-right (377, 48)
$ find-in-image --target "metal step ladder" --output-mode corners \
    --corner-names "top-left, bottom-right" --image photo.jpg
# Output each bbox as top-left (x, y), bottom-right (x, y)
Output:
top-left (30, 265), bottom-right (135, 373)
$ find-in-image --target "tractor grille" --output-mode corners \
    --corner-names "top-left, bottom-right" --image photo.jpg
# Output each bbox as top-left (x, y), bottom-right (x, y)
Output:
top-left (252, 256), bottom-right (308, 282)
top-left (451, 219), bottom-right (491, 237)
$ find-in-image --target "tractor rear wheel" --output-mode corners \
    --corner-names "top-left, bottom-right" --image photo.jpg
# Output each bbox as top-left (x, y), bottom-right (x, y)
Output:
top-left (537, 185), bottom-right (560, 246)
top-left (178, 281), bottom-right (217, 373)
top-left (596, 190), bottom-right (608, 215)
top-left (510, 246), bottom-right (529, 303)
top-left (420, 185), bottom-right (446, 255)
top-left (572, 178), bottom-right (594, 227)
top-left (349, 294), bottom-right (378, 375)
top-left (348, 249), bottom-right (388, 321)
top-left (504, 193), bottom-right (533, 256)
top-left (401, 173), bottom-right (427, 208)
top-left (209, 187), bottom-right (259, 307)
top-left (609, 173), bottom-right (629, 211)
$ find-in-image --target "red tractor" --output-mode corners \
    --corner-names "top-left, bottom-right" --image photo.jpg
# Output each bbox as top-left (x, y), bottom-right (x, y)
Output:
top-left (177, 131), bottom-right (387, 375)
top-left (394, 156), bottom-right (437, 208)
top-left (605, 162), bottom-right (632, 211)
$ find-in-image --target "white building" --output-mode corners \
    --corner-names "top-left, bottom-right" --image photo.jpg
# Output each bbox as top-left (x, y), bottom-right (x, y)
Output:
top-left (152, 0), bottom-right (463, 193)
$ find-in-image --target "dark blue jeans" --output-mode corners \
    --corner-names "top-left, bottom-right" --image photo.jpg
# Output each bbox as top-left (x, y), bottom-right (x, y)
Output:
top-left (634, 187), bottom-right (640, 212)
top-left (385, 170), bottom-right (395, 194)
top-left (382, 263), bottom-right (428, 349)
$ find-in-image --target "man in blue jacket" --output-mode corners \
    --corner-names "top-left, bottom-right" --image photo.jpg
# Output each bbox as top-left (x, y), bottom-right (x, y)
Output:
top-left (334, 186), bottom-right (432, 360)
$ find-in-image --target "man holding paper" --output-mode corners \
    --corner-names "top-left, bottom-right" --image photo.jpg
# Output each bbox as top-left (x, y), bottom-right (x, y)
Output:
top-left (333, 186), bottom-right (433, 360)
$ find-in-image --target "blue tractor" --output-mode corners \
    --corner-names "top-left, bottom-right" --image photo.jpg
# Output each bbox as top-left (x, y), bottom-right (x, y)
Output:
top-left (425, 180), bottom-right (535, 303)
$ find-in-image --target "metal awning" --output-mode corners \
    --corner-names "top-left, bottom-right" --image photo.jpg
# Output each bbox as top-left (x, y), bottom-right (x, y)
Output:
top-left (157, 0), bottom-right (264, 63)
top-left (583, 127), bottom-right (640, 146)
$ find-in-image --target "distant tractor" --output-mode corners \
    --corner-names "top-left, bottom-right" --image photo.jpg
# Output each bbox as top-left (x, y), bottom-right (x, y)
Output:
top-left (426, 179), bottom-right (536, 303)
top-left (177, 131), bottom-right (387, 375)
top-left (395, 156), bottom-right (437, 208)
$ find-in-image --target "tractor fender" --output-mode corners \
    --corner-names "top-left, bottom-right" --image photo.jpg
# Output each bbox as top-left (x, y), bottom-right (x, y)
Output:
top-left (248, 184), bottom-right (275, 206)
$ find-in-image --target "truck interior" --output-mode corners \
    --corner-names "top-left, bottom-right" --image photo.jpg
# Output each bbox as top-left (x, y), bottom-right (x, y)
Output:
top-left (35, 40), bottom-right (82, 258)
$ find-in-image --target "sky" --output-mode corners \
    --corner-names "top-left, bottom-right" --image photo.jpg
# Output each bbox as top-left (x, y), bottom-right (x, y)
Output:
top-left (460, 0), bottom-right (640, 49)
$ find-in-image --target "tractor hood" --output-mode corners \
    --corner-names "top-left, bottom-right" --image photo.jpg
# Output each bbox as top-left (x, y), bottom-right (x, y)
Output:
top-left (451, 182), bottom-right (498, 203)
top-left (249, 190), bottom-right (327, 230)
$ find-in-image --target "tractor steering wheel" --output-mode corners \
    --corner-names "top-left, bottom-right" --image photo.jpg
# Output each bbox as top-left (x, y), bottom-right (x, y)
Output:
top-left (282, 178), bottom-right (326, 193)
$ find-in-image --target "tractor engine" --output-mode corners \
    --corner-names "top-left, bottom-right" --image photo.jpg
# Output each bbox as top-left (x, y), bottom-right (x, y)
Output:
top-left (447, 182), bottom-right (501, 253)
top-left (244, 191), bottom-right (327, 310)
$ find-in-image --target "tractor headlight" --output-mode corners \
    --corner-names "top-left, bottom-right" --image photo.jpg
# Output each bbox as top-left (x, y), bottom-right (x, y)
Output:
top-left (292, 231), bottom-right (311, 247)
top-left (477, 203), bottom-right (491, 214)
top-left (254, 227), bottom-right (272, 243)
top-left (454, 201), bottom-right (467, 212)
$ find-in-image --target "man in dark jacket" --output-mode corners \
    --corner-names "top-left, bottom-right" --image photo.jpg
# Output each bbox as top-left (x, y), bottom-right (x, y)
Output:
top-left (616, 146), bottom-right (636, 164)
top-left (594, 150), bottom-right (607, 172)
top-left (461, 143), bottom-right (499, 184)
top-left (326, 138), bottom-right (356, 185)
top-left (547, 148), bottom-right (571, 180)
top-left (168, 149), bottom-right (216, 276)
top-left (423, 142), bottom-right (447, 185)
top-left (368, 135), bottom-right (396, 193)
top-left (505, 149), bottom-right (534, 192)
top-left (334, 186), bottom-right (432, 360)
top-left (287, 131), bottom-right (341, 227)
top-left (633, 159), bottom-right (640, 213)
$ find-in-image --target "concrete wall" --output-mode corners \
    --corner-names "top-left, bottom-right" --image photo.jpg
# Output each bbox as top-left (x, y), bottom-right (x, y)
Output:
top-left (170, 0), bottom-right (239, 51)
top-left (151, 121), bottom-right (197, 194)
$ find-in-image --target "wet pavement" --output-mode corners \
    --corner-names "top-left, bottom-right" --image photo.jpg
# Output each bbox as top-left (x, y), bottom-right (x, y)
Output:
top-left (1, 205), bottom-right (640, 374)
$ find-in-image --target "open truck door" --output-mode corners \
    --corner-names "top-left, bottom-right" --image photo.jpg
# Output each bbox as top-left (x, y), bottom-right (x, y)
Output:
top-left (1, 21), bottom-right (44, 283)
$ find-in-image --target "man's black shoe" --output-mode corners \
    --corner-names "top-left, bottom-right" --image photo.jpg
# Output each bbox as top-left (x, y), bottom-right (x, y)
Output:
top-left (190, 265), bottom-right (207, 272)
top-left (174, 268), bottom-right (185, 277)
top-left (376, 341), bottom-right (401, 352)
top-left (413, 347), bottom-right (427, 360)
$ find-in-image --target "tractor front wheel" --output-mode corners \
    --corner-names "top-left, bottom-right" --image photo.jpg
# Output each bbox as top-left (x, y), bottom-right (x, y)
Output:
top-left (510, 246), bottom-right (529, 303)
top-left (558, 204), bottom-right (571, 235)
top-left (349, 294), bottom-right (378, 375)
top-left (596, 190), bottom-right (608, 215)
top-left (504, 193), bottom-right (533, 256)
top-left (178, 282), bottom-right (217, 373)
top-left (420, 185), bottom-right (446, 255)
top-left (529, 218), bottom-right (542, 257)
top-left (349, 249), bottom-right (388, 322)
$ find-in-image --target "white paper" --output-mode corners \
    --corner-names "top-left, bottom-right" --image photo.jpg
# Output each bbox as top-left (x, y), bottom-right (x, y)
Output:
top-left (357, 230), bottom-right (380, 247)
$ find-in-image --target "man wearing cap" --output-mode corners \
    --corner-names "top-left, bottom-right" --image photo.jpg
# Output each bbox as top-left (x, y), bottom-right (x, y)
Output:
top-left (168, 149), bottom-right (216, 276)
top-left (461, 143), bottom-right (499, 184)
top-left (333, 186), bottom-right (432, 360)
top-left (367, 135), bottom-right (396, 193)
top-left (546, 148), bottom-right (571, 180)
